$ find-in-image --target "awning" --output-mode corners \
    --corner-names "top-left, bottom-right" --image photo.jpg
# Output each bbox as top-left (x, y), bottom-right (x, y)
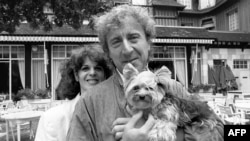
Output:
top-left (152, 38), bottom-right (214, 44)
top-left (0, 35), bottom-right (214, 44)
top-left (0, 36), bottom-right (99, 42)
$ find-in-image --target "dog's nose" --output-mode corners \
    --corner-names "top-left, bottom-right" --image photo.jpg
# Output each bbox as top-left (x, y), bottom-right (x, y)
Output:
top-left (139, 96), bottom-right (145, 100)
top-left (133, 95), bottom-right (152, 102)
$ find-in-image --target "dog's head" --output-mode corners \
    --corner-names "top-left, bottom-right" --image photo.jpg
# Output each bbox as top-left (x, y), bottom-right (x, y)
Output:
top-left (123, 63), bottom-right (172, 111)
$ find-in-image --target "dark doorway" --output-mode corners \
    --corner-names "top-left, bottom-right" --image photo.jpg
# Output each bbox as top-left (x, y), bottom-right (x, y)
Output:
top-left (0, 62), bottom-right (9, 94)
top-left (12, 60), bottom-right (24, 94)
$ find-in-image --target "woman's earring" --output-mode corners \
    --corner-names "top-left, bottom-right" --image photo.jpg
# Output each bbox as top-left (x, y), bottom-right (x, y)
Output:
top-left (74, 71), bottom-right (79, 82)
top-left (75, 77), bottom-right (79, 82)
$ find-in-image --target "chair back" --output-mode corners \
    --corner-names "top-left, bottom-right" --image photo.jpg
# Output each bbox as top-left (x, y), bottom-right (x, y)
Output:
top-left (214, 98), bottom-right (226, 106)
top-left (225, 94), bottom-right (235, 106)
top-left (0, 95), bottom-right (6, 102)
top-left (217, 105), bottom-right (233, 116)
top-left (6, 101), bottom-right (15, 109)
top-left (235, 99), bottom-right (250, 104)
top-left (48, 100), bottom-right (67, 109)
top-left (216, 104), bottom-right (250, 125)
top-left (16, 100), bottom-right (32, 110)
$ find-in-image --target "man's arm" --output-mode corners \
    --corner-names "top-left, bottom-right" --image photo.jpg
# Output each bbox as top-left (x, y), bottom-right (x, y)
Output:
top-left (67, 97), bottom-right (97, 141)
top-left (183, 115), bottom-right (224, 141)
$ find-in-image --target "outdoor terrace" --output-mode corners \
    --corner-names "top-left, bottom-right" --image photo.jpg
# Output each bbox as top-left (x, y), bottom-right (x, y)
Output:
top-left (1, 92), bottom-right (250, 141)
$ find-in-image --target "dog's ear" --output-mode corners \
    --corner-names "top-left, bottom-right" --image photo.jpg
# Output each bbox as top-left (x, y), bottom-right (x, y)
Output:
top-left (123, 63), bottom-right (139, 81)
top-left (155, 65), bottom-right (172, 79)
top-left (154, 66), bottom-right (172, 95)
top-left (155, 66), bottom-right (191, 98)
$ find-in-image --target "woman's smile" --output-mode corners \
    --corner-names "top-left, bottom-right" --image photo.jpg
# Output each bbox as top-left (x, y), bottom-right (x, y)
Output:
top-left (87, 79), bottom-right (99, 85)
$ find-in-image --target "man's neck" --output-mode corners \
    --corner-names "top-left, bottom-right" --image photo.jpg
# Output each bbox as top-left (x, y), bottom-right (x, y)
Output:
top-left (116, 68), bottom-right (125, 84)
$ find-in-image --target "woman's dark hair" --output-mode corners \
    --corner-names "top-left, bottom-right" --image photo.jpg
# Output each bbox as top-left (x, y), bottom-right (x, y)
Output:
top-left (56, 44), bottom-right (112, 100)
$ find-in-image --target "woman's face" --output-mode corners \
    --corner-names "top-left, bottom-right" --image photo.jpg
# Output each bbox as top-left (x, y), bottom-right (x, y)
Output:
top-left (75, 57), bottom-right (106, 92)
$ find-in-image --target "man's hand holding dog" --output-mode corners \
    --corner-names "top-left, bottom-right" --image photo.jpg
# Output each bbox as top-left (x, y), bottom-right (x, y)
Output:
top-left (112, 111), bottom-right (156, 141)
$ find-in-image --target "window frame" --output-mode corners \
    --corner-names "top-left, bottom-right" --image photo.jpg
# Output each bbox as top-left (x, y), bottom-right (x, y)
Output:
top-left (227, 9), bottom-right (239, 31)
top-left (233, 59), bottom-right (248, 70)
top-left (177, 0), bottom-right (192, 10)
top-left (200, 16), bottom-right (216, 30)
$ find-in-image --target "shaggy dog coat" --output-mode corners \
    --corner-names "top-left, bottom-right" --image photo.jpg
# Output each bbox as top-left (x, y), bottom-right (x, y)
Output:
top-left (123, 63), bottom-right (217, 141)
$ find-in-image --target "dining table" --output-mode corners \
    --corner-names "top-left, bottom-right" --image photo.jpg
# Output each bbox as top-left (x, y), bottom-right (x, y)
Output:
top-left (1, 110), bottom-right (44, 141)
top-left (235, 103), bottom-right (250, 112)
top-left (29, 99), bottom-right (52, 111)
top-left (228, 90), bottom-right (250, 99)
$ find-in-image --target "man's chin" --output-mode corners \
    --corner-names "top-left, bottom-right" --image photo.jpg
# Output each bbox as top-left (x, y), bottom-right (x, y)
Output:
top-left (130, 62), bottom-right (143, 72)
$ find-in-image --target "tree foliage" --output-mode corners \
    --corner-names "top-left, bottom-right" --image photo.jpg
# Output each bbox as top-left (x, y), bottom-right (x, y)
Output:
top-left (0, 0), bottom-right (112, 33)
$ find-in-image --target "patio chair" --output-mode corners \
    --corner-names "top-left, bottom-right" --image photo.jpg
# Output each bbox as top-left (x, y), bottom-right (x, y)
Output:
top-left (16, 100), bottom-right (32, 110)
top-left (234, 99), bottom-right (250, 114)
top-left (214, 98), bottom-right (226, 106)
top-left (48, 100), bottom-right (67, 109)
top-left (3, 101), bottom-right (38, 141)
top-left (235, 99), bottom-right (250, 104)
top-left (216, 104), bottom-right (249, 125)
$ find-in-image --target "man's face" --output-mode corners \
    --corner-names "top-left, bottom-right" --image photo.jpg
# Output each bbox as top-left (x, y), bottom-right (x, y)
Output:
top-left (106, 16), bottom-right (150, 73)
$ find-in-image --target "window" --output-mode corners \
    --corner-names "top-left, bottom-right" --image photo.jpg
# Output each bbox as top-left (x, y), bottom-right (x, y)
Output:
top-left (53, 45), bottom-right (79, 59)
top-left (228, 9), bottom-right (239, 31)
top-left (43, 2), bottom-right (53, 14)
top-left (31, 45), bottom-right (46, 91)
top-left (113, 0), bottom-right (130, 6)
top-left (43, 2), bottom-right (54, 22)
top-left (150, 46), bottom-right (187, 87)
top-left (152, 46), bottom-right (186, 59)
top-left (201, 17), bottom-right (216, 30)
top-left (198, 0), bottom-right (215, 10)
top-left (153, 7), bottom-right (178, 26)
top-left (177, 0), bottom-right (192, 9)
top-left (233, 60), bottom-right (248, 69)
top-left (0, 46), bottom-right (9, 58)
top-left (52, 45), bottom-right (80, 99)
top-left (190, 46), bottom-right (202, 86)
top-left (0, 45), bottom-right (25, 98)
top-left (11, 46), bottom-right (25, 58)
top-left (214, 59), bottom-right (226, 66)
top-left (152, 46), bottom-right (173, 59)
top-left (132, 0), bottom-right (147, 5)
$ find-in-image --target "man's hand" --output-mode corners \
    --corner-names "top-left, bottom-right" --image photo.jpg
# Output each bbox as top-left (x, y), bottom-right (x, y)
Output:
top-left (112, 117), bottom-right (131, 140)
top-left (112, 111), bottom-right (156, 141)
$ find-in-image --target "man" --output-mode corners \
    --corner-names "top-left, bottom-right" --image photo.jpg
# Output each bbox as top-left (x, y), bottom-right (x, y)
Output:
top-left (67, 5), bottom-right (223, 141)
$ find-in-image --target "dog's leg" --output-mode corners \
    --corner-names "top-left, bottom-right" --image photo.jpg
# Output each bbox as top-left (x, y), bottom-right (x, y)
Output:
top-left (148, 120), bottom-right (177, 141)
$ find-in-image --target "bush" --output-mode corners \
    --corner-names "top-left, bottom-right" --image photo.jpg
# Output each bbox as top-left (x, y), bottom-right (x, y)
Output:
top-left (188, 84), bottom-right (215, 93)
top-left (34, 88), bottom-right (50, 99)
top-left (14, 88), bottom-right (35, 102)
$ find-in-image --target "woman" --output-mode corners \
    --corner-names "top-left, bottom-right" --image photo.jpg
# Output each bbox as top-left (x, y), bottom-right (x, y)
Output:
top-left (35, 44), bottom-right (112, 141)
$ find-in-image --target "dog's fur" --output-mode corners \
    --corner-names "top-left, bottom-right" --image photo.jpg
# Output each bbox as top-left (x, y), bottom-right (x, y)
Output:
top-left (123, 63), bottom-right (217, 141)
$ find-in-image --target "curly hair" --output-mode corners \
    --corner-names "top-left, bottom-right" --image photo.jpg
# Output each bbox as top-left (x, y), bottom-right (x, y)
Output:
top-left (56, 44), bottom-right (112, 100)
top-left (94, 4), bottom-right (156, 54)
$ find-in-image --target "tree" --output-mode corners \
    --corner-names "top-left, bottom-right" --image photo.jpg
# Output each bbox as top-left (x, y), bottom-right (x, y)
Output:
top-left (0, 0), bottom-right (112, 33)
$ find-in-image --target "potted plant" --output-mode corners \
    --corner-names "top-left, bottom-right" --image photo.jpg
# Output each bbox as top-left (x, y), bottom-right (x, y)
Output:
top-left (34, 88), bottom-right (50, 99)
top-left (13, 88), bottom-right (35, 102)
top-left (188, 84), bottom-right (215, 94)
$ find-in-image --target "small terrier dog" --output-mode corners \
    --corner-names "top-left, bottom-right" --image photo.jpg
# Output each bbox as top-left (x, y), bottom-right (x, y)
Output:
top-left (123, 63), bottom-right (217, 141)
